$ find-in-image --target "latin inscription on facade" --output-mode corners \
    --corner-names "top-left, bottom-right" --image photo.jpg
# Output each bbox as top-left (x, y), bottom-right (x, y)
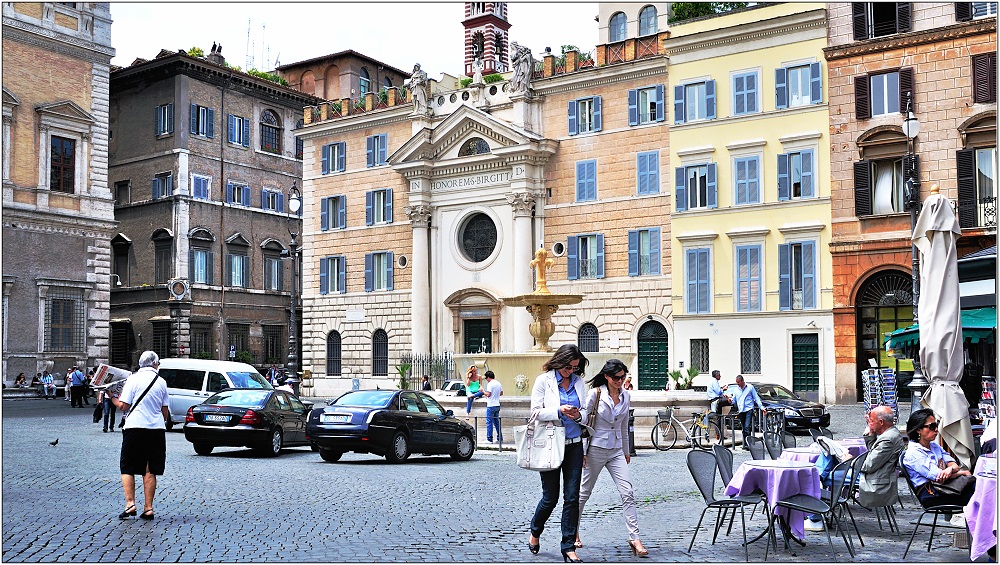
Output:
top-left (432, 171), bottom-right (513, 191)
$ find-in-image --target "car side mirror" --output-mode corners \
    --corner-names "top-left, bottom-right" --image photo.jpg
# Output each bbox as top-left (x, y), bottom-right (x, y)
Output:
top-left (445, 409), bottom-right (454, 417)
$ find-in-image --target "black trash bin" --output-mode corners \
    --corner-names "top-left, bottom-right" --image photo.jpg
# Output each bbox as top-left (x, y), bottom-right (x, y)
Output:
top-left (628, 409), bottom-right (636, 455)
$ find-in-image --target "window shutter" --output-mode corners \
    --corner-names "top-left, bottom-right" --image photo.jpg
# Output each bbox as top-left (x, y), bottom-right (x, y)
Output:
top-left (261, 189), bottom-right (268, 210)
top-left (576, 161), bottom-right (586, 201)
top-left (595, 234), bottom-right (605, 279)
top-left (956, 2), bottom-right (973, 21)
top-left (973, 54), bottom-right (997, 103)
top-left (734, 75), bottom-right (746, 115)
top-left (775, 67), bottom-right (788, 109)
top-left (674, 85), bottom-right (685, 124)
top-left (206, 250), bottom-right (214, 285)
top-left (188, 249), bottom-right (194, 280)
top-left (566, 236), bottom-right (579, 281)
top-left (686, 250), bottom-right (698, 313)
top-left (152, 177), bottom-right (160, 199)
top-left (736, 247), bottom-right (749, 311)
top-left (854, 75), bottom-right (871, 120)
top-left (321, 197), bottom-right (330, 231)
top-left (648, 151), bottom-right (659, 194)
top-left (628, 89), bottom-right (639, 126)
top-left (206, 108), bottom-right (215, 138)
top-left (242, 185), bottom-right (251, 207)
top-left (155, 107), bottom-right (162, 136)
top-left (697, 249), bottom-right (710, 313)
top-left (364, 253), bottom-right (373, 292)
top-left (802, 241), bottom-right (816, 309)
top-left (650, 228), bottom-right (661, 275)
top-left (321, 144), bottom-right (331, 174)
top-left (320, 257), bottom-right (331, 294)
top-left (366, 135), bottom-right (375, 167)
top-left (166, 104), bottom-right (174, 134)
top-left (852, 3), bottom-right (869, 40)
top-left (854, 161), bottom-right (872, 216)
top-left (228, 114), bottom-right (236, 143)
top-left (386, 252), bottom-right (394, 290)
top-left (736, 158), bottom-right (748, 204)
top-left (746, 73), bottom-right (757, 113)
top-left (706, 163), bottom-right (718, 209)
top-left (898, 67), bottom-right (914, 112)
top-left (778, 243), bottom-right (791, 310)
top-left (276, 259), bottom-right (284, 292)
top-left (242, 117), bottom-right (250, 147)
top-left (190, 103), bottom-right (198, 134)
top-left (801, 150), bottom-right (814, 198)
top-left (896, 2), bottom-right (912, 33)
top-left (242, 254), bottom-right (249, 287)
top-left (226, 182), bottom-right (234, 204)
top-left (902, 153), bottom-right (921, 186)
top-left (956, 148), bottom-right (977, 228)
top-left (655, 84), bottom-right (665, 122)
top-left (593, 96), bottom-right (602, 132)
top-left (588, 161), bottom-right (597, 200)
top-left (166, 174), bottom-right (173, 195)
top-left (365, 190), bottom-right (373, 225)
top-left (747, 157), bottom-right (759, 203)
top-left (337, 257), bottom-right (346, 293)
top-left (705, 80), bottom-right (716, 119)
top-left (337, 142), bottom-right (346, 171)
top-left (276, 192), bottom-right (284, 213)
top-left (810, 62), bottom-right (822, 104)
top-left (385, 189), bottom-right (393, 223)
top-left (627, 230), bottom-right (639, 276)
top-left (378, 133), bottom-right (387, 165)
top-left (567, 100), bottom-right (578, 135)
top-left (675, 167), bottom-right (688, 212)
top-left (636, 153), bottom-right (647, 194)
top-left (225, 254), bottom-right (232, 286)
top-left (337, 195), bottom-right (347, 228)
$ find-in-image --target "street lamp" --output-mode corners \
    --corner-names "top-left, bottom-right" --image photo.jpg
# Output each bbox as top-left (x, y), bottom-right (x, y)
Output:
top-left (902, 92), bottom-right (929, 410)
top-left (284, 181), bottom-right (302, 395)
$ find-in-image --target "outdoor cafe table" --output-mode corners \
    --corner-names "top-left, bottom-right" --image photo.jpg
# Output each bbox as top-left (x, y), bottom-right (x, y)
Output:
top-left (725, 459), bottom-right (821, 541)
top-left (778, 441), bottom-right (868, 464)
top-left (965, 454), bottom-right (997, 561)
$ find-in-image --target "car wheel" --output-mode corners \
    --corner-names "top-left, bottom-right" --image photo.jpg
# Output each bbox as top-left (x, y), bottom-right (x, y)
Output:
top-left (319, 449), bottom-right (343, 462)
top-left (451, 432), bottom-right (475, 461)
top-left (310, 443), bottom-right (319, 452)
top-left (193, 443), bottom-right (213, 456)
top-left (385, 430), bottom-right (410, 463)
top-left (258, 429), bottom-right (282, 457)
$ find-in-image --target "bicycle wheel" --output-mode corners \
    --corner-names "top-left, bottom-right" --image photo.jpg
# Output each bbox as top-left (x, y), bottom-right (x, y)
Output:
top-left (693, 421), bottom-right (724, 449)
top-left (764, 411), bottom-right (783, 435)
top-left (651, 420), bottom-right (677, 451)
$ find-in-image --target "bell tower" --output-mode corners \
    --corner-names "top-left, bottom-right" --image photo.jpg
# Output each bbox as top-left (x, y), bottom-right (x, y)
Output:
top-left (463, 2), bottom-right (511, 77)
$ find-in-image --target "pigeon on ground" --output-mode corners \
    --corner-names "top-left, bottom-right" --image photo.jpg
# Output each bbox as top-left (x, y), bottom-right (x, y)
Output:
top-left (49, 438), bottom-right (59, 446)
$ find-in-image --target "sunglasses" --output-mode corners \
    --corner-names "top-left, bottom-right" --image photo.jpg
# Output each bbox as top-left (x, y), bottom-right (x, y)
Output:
top-left (920, 422), bottom-right (939, 431)
top-left (608, 374), bottom-right (627, 381)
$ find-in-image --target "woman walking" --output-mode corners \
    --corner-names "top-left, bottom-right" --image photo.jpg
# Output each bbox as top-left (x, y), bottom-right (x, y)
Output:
top-left (576, 359), bottom-right (648, 556)
top-left (527, 344), bottom-right (589, 563)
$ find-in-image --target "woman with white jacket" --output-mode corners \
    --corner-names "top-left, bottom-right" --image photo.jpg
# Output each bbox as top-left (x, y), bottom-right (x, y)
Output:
top-left (576, 359), bottom-right (648, 557)
top-left (527, 344), bottom-right (590, 563)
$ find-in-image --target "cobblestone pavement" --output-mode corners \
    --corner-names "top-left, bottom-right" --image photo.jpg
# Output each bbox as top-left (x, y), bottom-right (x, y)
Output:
top-left (2, 399), bottom-right (985, 562)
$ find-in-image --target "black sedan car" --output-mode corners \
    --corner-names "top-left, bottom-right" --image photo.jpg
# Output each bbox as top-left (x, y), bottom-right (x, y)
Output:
top-left (306, 389), bottom-right (476, 463)
top-left (724, 382), bottom-right (831, 434)
top-left (183, 388), bottom-right (312, 456)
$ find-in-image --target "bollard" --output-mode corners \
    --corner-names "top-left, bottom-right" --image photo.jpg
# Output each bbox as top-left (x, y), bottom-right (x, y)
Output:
top-left (628, 409), bottom-right (636, 455)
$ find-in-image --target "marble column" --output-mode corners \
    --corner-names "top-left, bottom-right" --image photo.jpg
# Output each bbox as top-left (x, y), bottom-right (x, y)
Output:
top-left (405, 204), bottom-right (433, 354)
top-left (506, 191), bottom-right (536, 352)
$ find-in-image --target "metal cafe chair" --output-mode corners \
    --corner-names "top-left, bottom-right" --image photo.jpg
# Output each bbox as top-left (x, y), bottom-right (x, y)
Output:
top-left (687, 449), bottom-right (755, 561)
top-left (898, 453), bottom-right (972, 559)
top-left (763, 431), bottom-right (784, 460)
top-left (744, 434), bottom-right (766, 461)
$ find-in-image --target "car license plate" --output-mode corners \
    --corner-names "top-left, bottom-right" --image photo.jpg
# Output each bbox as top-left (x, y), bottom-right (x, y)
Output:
top-left (322, 414), bottom-right (349, 424)
top-left (811, 418), bottom-right (820, 423)
top-left (204, 414), bottom-right (230, 423)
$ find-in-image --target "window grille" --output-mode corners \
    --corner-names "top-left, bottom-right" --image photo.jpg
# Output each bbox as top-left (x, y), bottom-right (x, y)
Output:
top-left (327, 331), bottom-right (342, 375)
top-left (690, 339), bottom-right (710, 373)
top-left (45, 287), bottom-right (84, 352)
top-left (578, 323), bottom-right (599, 352)
top-left (740, 338), bottom-right (761, 374)
top-left (372, 329), bottom-right (388, 376)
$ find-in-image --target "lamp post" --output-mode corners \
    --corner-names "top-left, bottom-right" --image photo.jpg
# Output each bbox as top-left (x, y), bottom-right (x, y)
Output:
top-left (902, 92), bottom-right (929, 410)
top-left (285, 182), bottom-right (302, 395)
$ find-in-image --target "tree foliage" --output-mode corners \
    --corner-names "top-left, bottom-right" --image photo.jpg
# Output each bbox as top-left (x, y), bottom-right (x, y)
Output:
top-left (669, 2), bottom-right (748, 23)
top-left (187, 46), bottom-right (204, 58)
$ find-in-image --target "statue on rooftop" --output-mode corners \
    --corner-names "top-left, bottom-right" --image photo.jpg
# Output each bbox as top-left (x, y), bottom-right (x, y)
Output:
top-left (408, 63), bottom-right (429, 115)
top-left (509, 42), bottom-right (534, 94)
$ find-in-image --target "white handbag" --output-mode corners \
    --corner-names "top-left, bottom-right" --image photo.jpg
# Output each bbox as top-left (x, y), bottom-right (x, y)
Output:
top-left (515, 409), bottom-right (566, 471)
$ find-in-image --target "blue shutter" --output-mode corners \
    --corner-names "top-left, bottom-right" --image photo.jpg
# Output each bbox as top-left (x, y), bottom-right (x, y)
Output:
top-left (810, 62), bottom-right (822, 104)
top-left (364, 253), bottom-right (373, 292)
top-left (650, 228), bottom-right (661, 275)
top-left (747, 156), bottom-right (759, 204)
top-left (321, 197), bottom-right (330, 231)
top-left (697, 249), bottom-right (710, 313)
top-left (778, 243), bottom-right (791, 310)
top-left (749, 246), bottom-right (760, 310)
top-left (242, 255), bottom-right (250, 287)
top-left (576, 161), bottom-right (586, 201)
top-left (242, 186), bottom-right (250, 207)
top-left (592, 96), bottom-right (602, 132)
top-left (225, 182), bottom-right (234, 204)
top-left (337, 257), bottom-right (346, 293)
top-left (627, 230), bottom-right (639, 276)
top-left (648, 151), bottom-right (659, 194)
top-left (319, 257), bottom-right (329, 294)
top-left (675, 167), bottom-right (687, 212)
top-left (776, 67), bottom-right (788, 109)
top-left (261, 188), bottom-right (268, 210)
top-left (746, 73), bottom-right (757, 113)
top-left (736, 247), bottom-right (749, 311)
top-left (190, 103), bottom-right (198, 133)
top-left (588, 161), bottom-right (597, 200)
top-left (365, 191), bottom-right (373, 225)
top-left (206, 250), bottom-right (214, 285)
top-left (336, 142), bottom-right (346, 171)
top-left (706, 163), bottom-right (717, 209)
top-left (206, 108), bottom-right (215, 138)
top-left (385, 189), bottom-right (393, 222)
top-left (628, 89), bottom-right (639, 126)
top-left (166, 104), bottom-right (174, 134)
top-left (735, 158), bottom-right (747, 204)
top-left (654, 84), bottom-right (665, 122)
top-left (276, 192), bottom-right (284, 213)
top-left (242, 117), bottom-right (250, 147)
top-left (686, 250), bottom-right (698, 313)
top-left (595, 234), bottom-right (605, 279)
top-left (734, 75), bottom-right (746, 115)
top-left (802, 241), bottom-right (816, 309)
top-left (152, 177), bottom-right (160, 199)
top-left (386, 252), bottom-right (394, 290)
top-left (337, 196), bottom-right (346, 228)
top-left (321, 144), bottom-right (330, 174)
top-left (155, 107), bottom-right (163, 136)
top-left (777, 153), bottom-right (790, 201)
top-left (225, 254), bottom-right (232, 286)
top-left (228, 114), bottom-right (236, 143)
top-left (673, 85), bottom-right (685, 124)
top-left (705, 80), bottom-right (716, 119)
top-left (636, 153), bottom-right (646, 194)
top-left (378, 134), bottom-right (387, 165)
top-left (566, 236), bottom-right (579, 281)
top-left (801, 150), bottom-right (814, 198)
top-left (568, 100), bottom-right (578, 135)
top-left (366, 136), bottom-right (375, 168)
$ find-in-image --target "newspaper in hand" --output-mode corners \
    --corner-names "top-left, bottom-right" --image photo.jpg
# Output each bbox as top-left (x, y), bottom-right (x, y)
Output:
top-left (90, 364), bottom-right (131, 396)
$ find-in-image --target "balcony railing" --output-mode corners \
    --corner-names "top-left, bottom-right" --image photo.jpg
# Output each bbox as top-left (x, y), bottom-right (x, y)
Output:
top-left (959, 196), bottom-right (997, 229)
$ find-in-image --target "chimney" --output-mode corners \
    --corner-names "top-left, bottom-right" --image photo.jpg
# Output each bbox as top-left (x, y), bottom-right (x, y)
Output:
top-left (206, 42), bottom-right (225, 66)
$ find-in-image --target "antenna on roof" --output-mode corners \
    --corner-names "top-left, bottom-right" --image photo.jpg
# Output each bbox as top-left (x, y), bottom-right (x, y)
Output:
top-left (245, 18), bottom-right (252, 69)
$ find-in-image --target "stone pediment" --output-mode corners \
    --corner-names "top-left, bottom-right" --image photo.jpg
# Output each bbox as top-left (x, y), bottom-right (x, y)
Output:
top-left (2, 87), bottom-right (20, 107)
top-left (34, 100), bottom-right (94, 124)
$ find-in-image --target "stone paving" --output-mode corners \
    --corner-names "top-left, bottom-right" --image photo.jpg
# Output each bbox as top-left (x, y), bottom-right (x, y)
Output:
top-left (1, 398), bottom-right (986, 562)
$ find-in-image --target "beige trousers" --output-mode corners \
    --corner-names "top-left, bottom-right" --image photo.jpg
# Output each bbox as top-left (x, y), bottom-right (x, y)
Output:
top-left (578, 444), bottom-right (640, 539)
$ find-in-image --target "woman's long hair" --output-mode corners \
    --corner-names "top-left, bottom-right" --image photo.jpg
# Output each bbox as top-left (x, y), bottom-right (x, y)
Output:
top-left (542, 344), bottom-right (588, 376)
top-left (906, 408), bottom-right (935, 441)
top-left (588, 359), bottom-right (629, 389)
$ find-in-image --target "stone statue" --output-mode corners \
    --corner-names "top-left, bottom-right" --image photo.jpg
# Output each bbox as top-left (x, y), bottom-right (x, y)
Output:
top-left (529, 246), bottom-right (555, 295)
top-left (408, 63), bottom-right (429, 114)
top-left (472, 56), bottom-right (484, 85)
top-left (509, 42), bottom-right (534, 94)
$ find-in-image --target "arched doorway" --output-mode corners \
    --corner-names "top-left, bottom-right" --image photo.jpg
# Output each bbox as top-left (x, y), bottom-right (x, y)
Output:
top-left (855, 270), bottom-right (914, 401)
top-left (637, 320), bottom-right (668, 390)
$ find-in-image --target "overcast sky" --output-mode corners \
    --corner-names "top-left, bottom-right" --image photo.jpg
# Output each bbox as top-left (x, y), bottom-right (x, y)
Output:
top-left (110, 3), bottom-right (600, 79)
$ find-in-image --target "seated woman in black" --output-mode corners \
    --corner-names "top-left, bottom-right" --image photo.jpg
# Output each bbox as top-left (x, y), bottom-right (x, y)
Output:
top-left (901, 408), bottom-right (975, 507)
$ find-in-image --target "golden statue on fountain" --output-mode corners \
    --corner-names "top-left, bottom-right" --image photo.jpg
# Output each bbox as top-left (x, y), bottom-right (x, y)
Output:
top-left (502, 245), bottom-right (583, 352)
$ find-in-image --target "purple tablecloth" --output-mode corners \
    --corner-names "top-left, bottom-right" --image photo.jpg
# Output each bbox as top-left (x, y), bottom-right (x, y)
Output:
top-left (725, 460), bottom-right (821, 540)
top-left (966, 455), bottom-right (997, 561)
top-left (778, 442), bottom-right (868, 464)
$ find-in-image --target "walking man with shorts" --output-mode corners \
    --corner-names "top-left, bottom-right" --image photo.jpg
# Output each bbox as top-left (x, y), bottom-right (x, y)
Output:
top-left (112, 351), bottom-right (170, 521)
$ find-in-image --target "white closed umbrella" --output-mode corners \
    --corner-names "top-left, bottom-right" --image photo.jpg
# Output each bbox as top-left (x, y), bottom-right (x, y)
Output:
top-left (914, 185), bottom-right (974, 468)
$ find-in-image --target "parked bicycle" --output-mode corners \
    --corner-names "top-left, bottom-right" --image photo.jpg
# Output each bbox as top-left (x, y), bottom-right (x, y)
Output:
top-left (650, 406), bottom-right (723, 450)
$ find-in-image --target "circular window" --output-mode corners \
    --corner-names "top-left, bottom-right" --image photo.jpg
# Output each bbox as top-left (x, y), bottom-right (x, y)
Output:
top-left (460, 213), bottom-right (498, 263)
top-left (489, 85), bottom-right (498, 96)
top-left (397, 255), bottom-right (408, 268)
top-left (552, 242), bottom-right (566, 257)
top-left (461, 91), bottom-right (470, 101)
top-left (449, 93), bottom-right (458, 103)
top-left (437, 96), bottom-right (445, 106)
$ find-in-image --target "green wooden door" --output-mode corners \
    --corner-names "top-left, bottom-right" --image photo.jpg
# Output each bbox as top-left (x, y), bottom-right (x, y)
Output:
top-left (463, 319), bottom-right (492, 354)
top-left (637, 321), bottom-right (668, 390)
top-left (791, 333), bottom-right (819, 391)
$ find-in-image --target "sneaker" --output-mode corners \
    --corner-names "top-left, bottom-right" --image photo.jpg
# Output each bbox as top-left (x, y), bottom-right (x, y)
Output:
top-left (804, 518), bottom-right (825, 532)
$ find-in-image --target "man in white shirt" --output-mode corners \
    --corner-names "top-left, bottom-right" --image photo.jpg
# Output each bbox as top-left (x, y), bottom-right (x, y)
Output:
top-left (705, 370), bottom-right (731, 440)
top-left (483, 370), bottom-right (503, 443)
top-left (112, 350), bottom-right (170, 521)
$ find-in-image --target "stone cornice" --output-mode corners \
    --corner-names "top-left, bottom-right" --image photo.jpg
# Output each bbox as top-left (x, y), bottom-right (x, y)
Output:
top-left (2, 17), bottom-right (114, 62)
top-left (824, 19), bottom-right (997, 61)
top-left (531, 56), bottom-right (668, 97)
top-left (3, 208), bottom-right (117, 237)
top-left (665, 8), bottom-right (826, 58)
top-left (298, 106), bottom-right (413, 139)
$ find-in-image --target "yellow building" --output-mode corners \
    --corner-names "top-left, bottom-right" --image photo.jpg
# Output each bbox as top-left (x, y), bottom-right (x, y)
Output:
top-left (665, 4), bottom-right (835, 401)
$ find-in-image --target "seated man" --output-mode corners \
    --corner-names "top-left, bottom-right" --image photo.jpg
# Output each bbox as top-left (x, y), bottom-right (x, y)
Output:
top-left (857, 405), bottom-right (906, 509)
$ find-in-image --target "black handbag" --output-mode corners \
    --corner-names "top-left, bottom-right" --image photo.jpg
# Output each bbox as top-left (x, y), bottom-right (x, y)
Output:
top-left (92, 403), bottom-right (103, 423)
top-left (926, 474), bottom-right (975, 496)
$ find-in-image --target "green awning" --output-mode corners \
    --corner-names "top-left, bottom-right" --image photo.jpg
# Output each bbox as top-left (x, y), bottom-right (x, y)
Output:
top-left (885, 306), bottom-right (997, 353)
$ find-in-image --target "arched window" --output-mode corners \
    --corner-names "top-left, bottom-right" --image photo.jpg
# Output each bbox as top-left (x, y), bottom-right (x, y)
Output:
top-left (259, 110), bottom-right (281, 154)
top-left (471, 31), bottom-right (486, 60)
top-left (494, 32), bottom-right (506, 70)
top-left (359, 67), bottom-right (371, 95)
top-left (639, 5), bottom-right (658, 36)
top-left (855, 270), bottom-right (914, 400)
top-left (326, 330), bottom-right (342, 376)
top-left (372, 329), bottom-right (388, 376)
top-left (578, 323), bottom-right (600, 352)
top-left (609, 12), bottom-right (627, 42)
top-left (188, 228), bottom-right (215, 285)
top-left (383, 76), bottom-right (392, 90)
top-left (458, 137), bottom-right (491, 156)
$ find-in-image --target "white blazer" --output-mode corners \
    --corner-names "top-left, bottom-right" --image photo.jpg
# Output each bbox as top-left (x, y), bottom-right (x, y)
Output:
top-left (584, 385), bottom-right (631, 453)
top-left (530, 370), bottom-right (589, 424)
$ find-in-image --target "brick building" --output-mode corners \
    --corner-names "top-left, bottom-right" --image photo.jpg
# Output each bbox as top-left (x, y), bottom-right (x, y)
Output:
top-left (108, 48), bottom-right (323, 369)
top-left (2, 3), bottom-right (115, 381)
top-left (824, 2), bottom-right (996, 402)
top-left (276, 50), bottom-right (411, 101)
